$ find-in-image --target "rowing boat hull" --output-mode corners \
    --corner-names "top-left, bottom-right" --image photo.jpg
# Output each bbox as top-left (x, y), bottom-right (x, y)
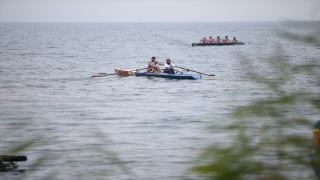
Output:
top-left (192, 42), bottom-right (245, 46)
top-left (114, 68), bottom-right (135, 76)
top-left (135, 72), bottom-right (201, 80)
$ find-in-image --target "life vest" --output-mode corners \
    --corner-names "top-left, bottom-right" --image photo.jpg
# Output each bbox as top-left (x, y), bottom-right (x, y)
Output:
top-left (208, 38), bottom-right (213, 43)
top-left (201, 38), bottom-right (207, 43)
top-left (216, 38), bottom-right (220, 43)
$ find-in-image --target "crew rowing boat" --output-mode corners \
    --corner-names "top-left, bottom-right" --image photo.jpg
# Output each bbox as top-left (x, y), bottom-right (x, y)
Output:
top-left (134, 71), bottom-right (201, 80)
top-left (192, 42), bottom-right (245, 46)
top-left (92, 67), bottom-right (209, 79)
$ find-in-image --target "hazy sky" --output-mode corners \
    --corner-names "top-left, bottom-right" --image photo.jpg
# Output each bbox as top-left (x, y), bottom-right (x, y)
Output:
top-left (0, 0), bottom-right (319, 22)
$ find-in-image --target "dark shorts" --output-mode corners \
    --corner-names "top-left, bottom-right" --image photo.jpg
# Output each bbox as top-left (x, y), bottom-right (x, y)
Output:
top-left (163, 68), bottom-right (175, 74)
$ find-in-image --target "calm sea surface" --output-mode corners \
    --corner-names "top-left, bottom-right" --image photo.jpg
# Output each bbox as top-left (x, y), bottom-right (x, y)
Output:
top-left (0, 22), bottom-right (319, 180)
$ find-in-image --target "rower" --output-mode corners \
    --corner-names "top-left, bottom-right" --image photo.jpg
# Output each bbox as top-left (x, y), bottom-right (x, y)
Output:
top-left (146, 56), bottom-right (163, 73)
top-left (232, 37), bottom-right (238, 42)
top-left (208, 36), bottom-right (215, 43)
top-left (163, 58), bottom-right (177, 74)
top-left (223, 36), bottom-right (230, 43)
top-left (216, 36), bottom-right (221, 43)
top-left (200, 36), bottom-right (207, 43)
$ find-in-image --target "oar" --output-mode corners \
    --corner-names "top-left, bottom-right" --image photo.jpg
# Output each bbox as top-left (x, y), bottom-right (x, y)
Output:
top-left (177, 67), bottom-right (215, 76)
top-left (91, 73), bottom-right (117, 78)
top-left (133, 67), bottom-right (148, 71)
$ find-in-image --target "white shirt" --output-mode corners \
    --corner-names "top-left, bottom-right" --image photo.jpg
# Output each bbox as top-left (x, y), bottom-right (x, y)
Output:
top-left (164, 63), bottom-right (175, 69)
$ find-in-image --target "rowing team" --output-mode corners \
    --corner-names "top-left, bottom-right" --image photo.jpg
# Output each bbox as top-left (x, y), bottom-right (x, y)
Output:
top-left (146, 56), bottom-right (177, 74)
top-left (200, 36), bottom-right (238, 43)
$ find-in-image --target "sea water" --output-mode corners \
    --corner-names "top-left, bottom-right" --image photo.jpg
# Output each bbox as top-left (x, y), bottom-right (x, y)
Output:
top-left (0, 22), bottom-right (319, 180)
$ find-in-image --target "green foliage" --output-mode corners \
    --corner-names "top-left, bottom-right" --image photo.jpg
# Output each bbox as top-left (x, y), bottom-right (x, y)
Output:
top-left (190, 24), bottom-right (320, 180)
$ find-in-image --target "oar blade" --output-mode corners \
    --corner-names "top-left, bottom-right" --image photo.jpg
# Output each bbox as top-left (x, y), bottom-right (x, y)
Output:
top-left (91, 73), bottom-right (118, 78)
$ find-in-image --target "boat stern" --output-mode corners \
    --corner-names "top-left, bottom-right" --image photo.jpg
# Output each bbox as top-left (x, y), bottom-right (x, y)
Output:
top-left (114, 68), bottom-right (135, 76)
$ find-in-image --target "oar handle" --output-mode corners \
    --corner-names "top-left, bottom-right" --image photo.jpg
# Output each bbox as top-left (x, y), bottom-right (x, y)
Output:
top-left (132, 68), bottom-right (147, 71)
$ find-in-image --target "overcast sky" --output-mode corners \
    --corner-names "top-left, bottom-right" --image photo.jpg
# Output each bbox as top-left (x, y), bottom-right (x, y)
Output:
top-left (0, 0), bottom-right (319, 22)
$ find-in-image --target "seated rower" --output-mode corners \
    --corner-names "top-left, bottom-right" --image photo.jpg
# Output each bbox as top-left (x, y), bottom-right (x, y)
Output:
top-left (163, 58), bottom-right (177, 74)
top-left (208, 36), bottom-right (215, 43)
top-left (200, 36), bottom-right (207, 43)
top-left (223, 36), bottom-right (230, 43)
top-left (216, 36), bottom-right (221, 43)
top-left (147, 56), bottom-right (163, 73)
top-left (232, 37), bottom-right (238, 42)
